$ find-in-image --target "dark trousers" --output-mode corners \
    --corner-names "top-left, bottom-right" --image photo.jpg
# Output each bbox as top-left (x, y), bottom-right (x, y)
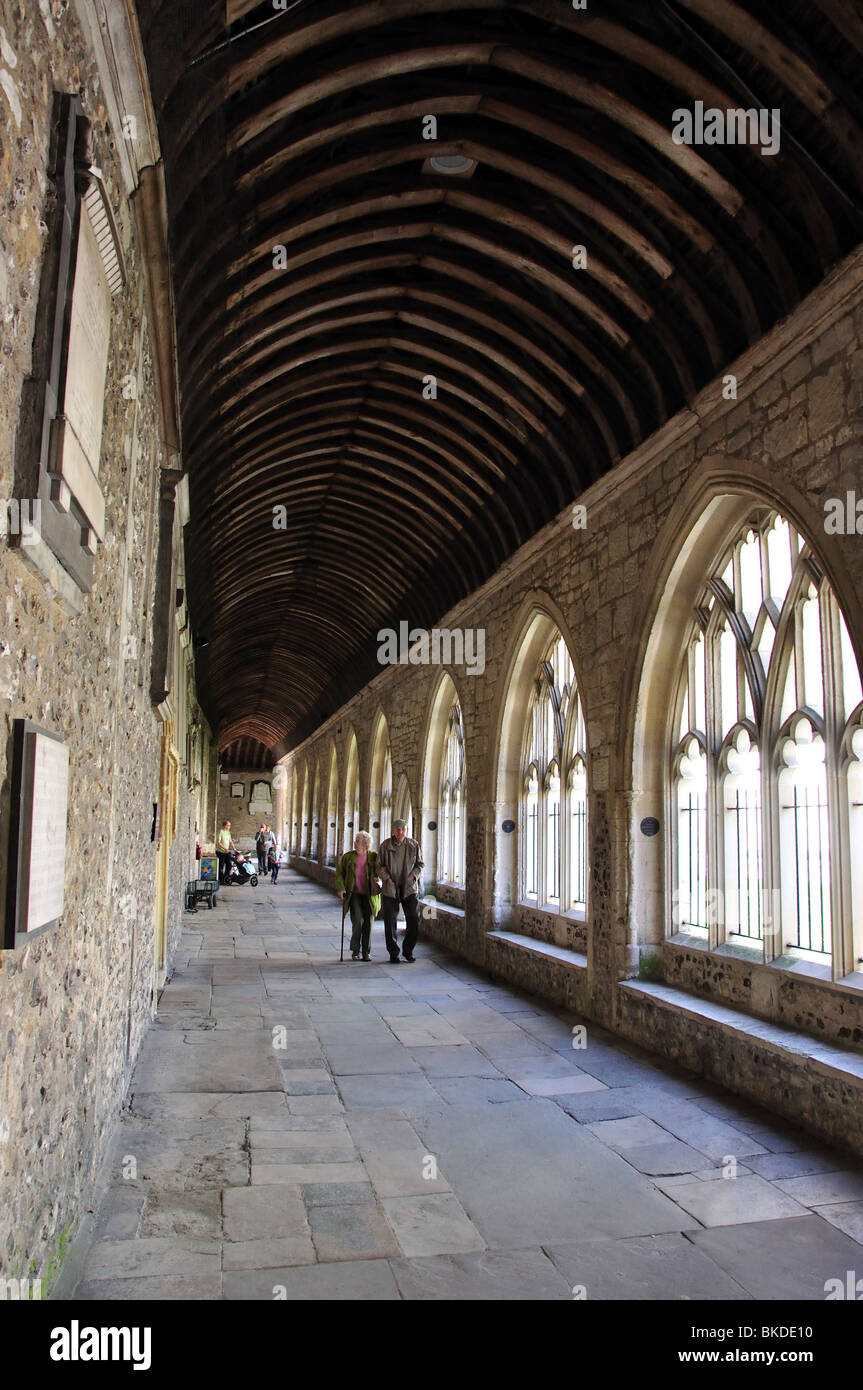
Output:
top-left (257, 851), bottom-right (267, 873)
top-left (272, 863), bottom-right (280, 883)
top-left (217, 851), bottom-right (231, 884)
top-left (383, 892), bottom-right (419, 959)
top-left (347, 891), bottom-right (372, 956)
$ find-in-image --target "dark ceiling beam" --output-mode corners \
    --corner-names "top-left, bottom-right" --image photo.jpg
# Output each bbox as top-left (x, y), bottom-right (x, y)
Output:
top-left (674, 0), bottom-right (863, 186)
top-left (180, 255), bottom-right (637, 455)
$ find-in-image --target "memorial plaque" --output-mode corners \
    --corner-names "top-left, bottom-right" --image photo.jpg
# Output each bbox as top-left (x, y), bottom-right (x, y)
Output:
top-left (49, 202), bottom-right (110, 540)
top-left (5, 721), bottom-right (69, 948)
top-left (64, 208), bottom-right (110, 473)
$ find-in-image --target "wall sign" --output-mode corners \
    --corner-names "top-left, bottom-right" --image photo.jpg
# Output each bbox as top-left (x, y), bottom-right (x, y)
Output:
top-left (231, 782), bottom-right (244, 797)
top-left (640, 817), bottom-right (660, 837)
top-left (427, 820), bottom-right (437, 831)
top-left (501, 819), bottom-right (516, 833)
top-left (4, 720), bottom-right (69, 948)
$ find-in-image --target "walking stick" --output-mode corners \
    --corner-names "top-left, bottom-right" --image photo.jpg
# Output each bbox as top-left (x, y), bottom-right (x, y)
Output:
top-left (339, 897), bottom-right (346, 962)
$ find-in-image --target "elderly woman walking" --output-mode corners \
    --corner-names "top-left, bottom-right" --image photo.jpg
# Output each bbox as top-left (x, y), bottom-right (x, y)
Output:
top-left (335, 831), bottom-right (382, 961)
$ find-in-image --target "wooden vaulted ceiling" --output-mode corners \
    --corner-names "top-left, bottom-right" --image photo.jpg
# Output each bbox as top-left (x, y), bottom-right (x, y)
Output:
top-left (136, 0), bottom-right (863, 765)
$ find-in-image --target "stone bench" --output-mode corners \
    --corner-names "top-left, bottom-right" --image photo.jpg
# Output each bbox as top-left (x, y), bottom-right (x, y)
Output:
top-left (618, 979), bottom-right (863, 1157)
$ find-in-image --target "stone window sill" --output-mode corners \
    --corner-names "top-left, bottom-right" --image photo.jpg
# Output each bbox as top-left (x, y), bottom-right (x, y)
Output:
top-left (668, 929), bottom-right (709, 950)
top-left (519, 899), bottom-right (586, 923)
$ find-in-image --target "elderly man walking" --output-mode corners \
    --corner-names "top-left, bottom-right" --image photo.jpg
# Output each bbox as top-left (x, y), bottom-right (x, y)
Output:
top-left (378, 818), bottom-right (424, 963)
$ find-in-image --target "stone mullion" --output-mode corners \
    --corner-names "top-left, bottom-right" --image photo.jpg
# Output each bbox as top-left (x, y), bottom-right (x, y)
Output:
top-left (705, 620), bottom-right (724, 953)
top-left (821, 589), bottom-right (849, 980)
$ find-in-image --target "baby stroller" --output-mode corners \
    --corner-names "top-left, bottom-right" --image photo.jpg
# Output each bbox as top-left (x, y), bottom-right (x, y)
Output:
top-left (227, 851), bottom-right (258, 887)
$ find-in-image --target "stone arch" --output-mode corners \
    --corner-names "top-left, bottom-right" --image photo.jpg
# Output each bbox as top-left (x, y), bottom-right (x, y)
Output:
top-left (369, 709), bottom-right (392, 841)
top-left (626, 456), bottom-right (863, 970)
top-left (300, 760), bottom-right (312, 858)
top-left (324, 741), bottom-right (339, 866)
top-left (393, 770), bottom-right (414, 835)
top-left (309, 760), bottom-right (321, 859)
top-left (343, 730), bottom-right (361, 852)
top-left (420, 670), bottom-right (465, 889)
top-left (490, 591), bottom-right (587, 927)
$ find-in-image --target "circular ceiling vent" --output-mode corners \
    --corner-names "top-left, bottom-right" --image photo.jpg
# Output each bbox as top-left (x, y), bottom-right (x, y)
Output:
top-left (428, 154), bottom-right (476, 175)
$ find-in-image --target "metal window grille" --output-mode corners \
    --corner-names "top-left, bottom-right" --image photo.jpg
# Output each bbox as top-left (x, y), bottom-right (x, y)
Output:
top-left (729, 786), bottom-right (763, 939)
top-left (790, 782), bottom-right (830, 953)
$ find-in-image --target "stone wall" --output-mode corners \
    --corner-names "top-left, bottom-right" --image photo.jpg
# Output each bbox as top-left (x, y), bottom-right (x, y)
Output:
top-left (0, 0), bottom-right (201, 1288)
top-left (216, 769), bottom-right (277, 853)
top-left (283, 248), bottom-right (863, 1074)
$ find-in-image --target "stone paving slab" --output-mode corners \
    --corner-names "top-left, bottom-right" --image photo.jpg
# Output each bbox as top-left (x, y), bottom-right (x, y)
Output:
top-left (102, 1117), bottom-right (249, 1192)
top-left (77, 1274), bottom-right (223, 1300)
top-left (552, 1089), bottom-right (644, 1124)
top-left (406, 1045), bottom-right (504, 1077)
top-left (629, 1103), bottom-right (770, 1160)
top-left (587, 1116), bottom-right (670, 1150)
top-left (511, 1073), bottom-right (608, 1096)
top-left (249, 1128), bottom-right (355, 1150)
top-left (139, 1192), bottom-right (222, 1239)
top-left (251, 1160), bottom-right (367, 1185)
top-left (130, 1091), bottom-right (290, 1123)
top-left (223, 1236), bottom-right (317, 1269)
top-left (250, 1114), bottom-right (349, 1134)
top-left (773, 1172), bottom-right (863, 1206)
top-left (545, 1232), bottom-right (752, 1301)
top-left (381, 1194), bottom-right (486, 1257)
top-left (250, 1143), bottom-right (356, 1164)
top-left (308, 1203), bottom-right (401, 1261)
top-left (223, 1185), bottom-right (308, 1240)
top-left (83, 1237), bottom-right (220, 1280)
top-left (94, 1193), bottom-right (145, 1241)
top-left (816, 1201), bottom-right (863, 1242)
top-left (734, 1123), bottom-right (812, 1154)
top-left (335, 1073), bottom-right (442, 1108)
top-left (653, 1175), bottom-right (810, 1226)
top-left (570, 1053), bottom-right (662, 1088)
top-left (410, 1102), bottom-right (700, 1247)
top-left (425, 1076), bottom-right (529, 1105)
top-left (302, 1183), bottom-right (376, 1207)
top-left (389, 1248), bottom-right (573, 1300)
top-left (287, 1095), bottom-right (346, 1115)
top-left (326, 1045), bottom-right (422, 1075)
top-left (614, 1140), bottom-right (712, 1177)
top-left (685, 1215), bottom-right (863, 1299)
top-left (132, 1036), bottom-right (284, 1093)
top-left (223, 1260), bottom-right (400, 1301)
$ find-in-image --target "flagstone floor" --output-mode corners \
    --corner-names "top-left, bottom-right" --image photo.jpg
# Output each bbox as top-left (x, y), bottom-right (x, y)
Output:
top-left (71, 871), bottom-right (863, 1300)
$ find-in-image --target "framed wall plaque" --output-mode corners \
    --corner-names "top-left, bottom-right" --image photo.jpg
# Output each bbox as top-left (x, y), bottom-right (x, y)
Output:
top-left (5, 720), bottom-right (69, 948)
top-left (231, 782), bottom-right (244, 797)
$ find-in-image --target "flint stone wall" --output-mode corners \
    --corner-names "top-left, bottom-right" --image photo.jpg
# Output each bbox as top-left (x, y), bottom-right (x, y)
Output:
top-left (0, 0), bottom-right (194, 1285)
